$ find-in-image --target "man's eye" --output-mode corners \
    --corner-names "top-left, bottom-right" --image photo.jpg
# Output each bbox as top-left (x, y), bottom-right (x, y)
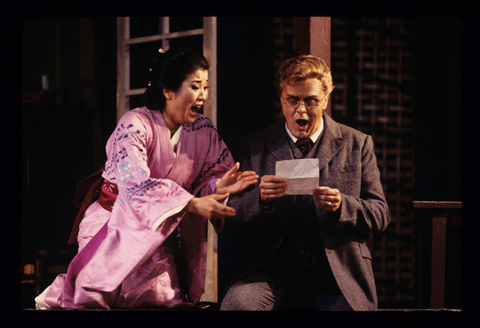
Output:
top-left (306, 99), bottom-right (318, 106)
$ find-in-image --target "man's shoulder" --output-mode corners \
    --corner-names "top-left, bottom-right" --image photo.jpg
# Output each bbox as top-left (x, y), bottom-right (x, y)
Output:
top-left (325, 115), bottom-right (368, 141)
top-left (241, 119), bottom-right (284, 143)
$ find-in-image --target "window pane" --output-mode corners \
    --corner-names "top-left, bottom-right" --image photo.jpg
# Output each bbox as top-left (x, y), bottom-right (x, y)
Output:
top-left (130, 41), bottom-right (163, 90)
top-left (170, 17), bottom-right (203, 33)
top-left (130, 17), bottom-right (160, 38)
top-left (169, 35), bottom-right (203, 55)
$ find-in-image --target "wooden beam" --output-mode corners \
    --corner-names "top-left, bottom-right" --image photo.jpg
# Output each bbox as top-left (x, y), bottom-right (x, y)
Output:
top-left (116, 17), bottom-right (127, 122)
top-left (430, 214), bottom-right (446, 308)
top-left (309, 17), bottom-right (331, 67)
top-left (200, 17), bottom-right (218, 303)
top-left (309, 17), bottom-right (331, 115)
top-left (203, 17), bottom-right (217, 126)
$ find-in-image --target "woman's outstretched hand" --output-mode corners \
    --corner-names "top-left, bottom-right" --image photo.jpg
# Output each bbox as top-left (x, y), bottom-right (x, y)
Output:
top-left (184, 163), bottom-right (257, 220)
top-left (216, 162), bottom-right (258, 195)
top-left (186, 193), bottom-right (236, 219)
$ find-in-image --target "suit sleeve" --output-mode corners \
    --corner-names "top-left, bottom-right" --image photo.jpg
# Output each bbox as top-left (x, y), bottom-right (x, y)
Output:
top-left (226, 137), bottom-right (269, 227)
top-left (335, 135), bottom-right (391, 233)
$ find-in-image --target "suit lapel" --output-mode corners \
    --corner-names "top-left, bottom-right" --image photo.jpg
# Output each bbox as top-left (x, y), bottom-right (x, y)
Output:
top-left (316, 115), bottom-right (344, 171)
top-left (265, 119), bottom-right (294, 162)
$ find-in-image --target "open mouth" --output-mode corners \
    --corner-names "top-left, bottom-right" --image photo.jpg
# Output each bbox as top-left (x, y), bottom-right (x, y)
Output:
top-left (296, 119), bottom-right (308, 127)
top-left (190, 106), bottom-right (202, 115)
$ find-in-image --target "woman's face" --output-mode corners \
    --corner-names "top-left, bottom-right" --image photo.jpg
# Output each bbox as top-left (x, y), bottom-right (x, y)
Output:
top-left (163, 69), bottom-right (209, 135)
top-left (281, 78), bottom-right (328, 139)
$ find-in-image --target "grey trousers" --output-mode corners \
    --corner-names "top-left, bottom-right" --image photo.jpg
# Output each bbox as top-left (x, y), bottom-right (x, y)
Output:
top-left (220, 268), bottom-right (353, 311)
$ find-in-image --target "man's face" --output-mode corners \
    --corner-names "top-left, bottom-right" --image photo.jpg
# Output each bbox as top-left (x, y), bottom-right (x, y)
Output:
top-left (281, 78), bottom-right (328, 139)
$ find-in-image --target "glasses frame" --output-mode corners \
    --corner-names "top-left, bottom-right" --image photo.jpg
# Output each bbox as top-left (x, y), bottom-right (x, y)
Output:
top-left (282, 93), bottom-right (328, 111)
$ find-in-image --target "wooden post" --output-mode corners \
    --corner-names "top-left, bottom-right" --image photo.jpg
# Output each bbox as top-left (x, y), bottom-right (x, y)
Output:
top-left (430, 214), bottom-right (447, 308)
top-left (200, 221), bottom-right (218, 303)
top-left (116, 17), bottom-right (128, 121)
top-left (200, 17), bottom-right (218, 304)
top-left (309, 17), bottom-right (331, 68)
top-left (309, 17), bottom-right (331, 116)
top-left (403, 201), bottom-right (462, 309)
top-left (203, 17), bottom-right (217, 127)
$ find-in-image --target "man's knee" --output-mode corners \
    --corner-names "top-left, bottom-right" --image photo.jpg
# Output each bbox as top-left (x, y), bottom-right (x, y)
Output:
top-left (220, 278), bottom-right (282, 311)
top-left (220, 287), bottom-right (257, 310)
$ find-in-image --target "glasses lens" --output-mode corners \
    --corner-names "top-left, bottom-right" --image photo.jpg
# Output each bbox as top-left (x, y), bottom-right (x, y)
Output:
top-left (305, 99), bottom-right (319, 109)
top-left (286, 98), bottom-right (297, 108)
top-left (283, 97), bottom-right (323, 110)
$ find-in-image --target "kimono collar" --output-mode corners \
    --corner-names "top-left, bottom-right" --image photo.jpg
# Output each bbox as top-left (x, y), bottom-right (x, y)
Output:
top-left (170, 126), bottom-right (182, 155)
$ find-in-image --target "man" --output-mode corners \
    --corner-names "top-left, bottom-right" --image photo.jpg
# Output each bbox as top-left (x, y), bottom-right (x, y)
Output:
top-left (220, 55), bottom-right (391, 311)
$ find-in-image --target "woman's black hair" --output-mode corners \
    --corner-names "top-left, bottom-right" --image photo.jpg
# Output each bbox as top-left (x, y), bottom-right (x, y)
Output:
top-left (143, 47), bottom-right (209, 111)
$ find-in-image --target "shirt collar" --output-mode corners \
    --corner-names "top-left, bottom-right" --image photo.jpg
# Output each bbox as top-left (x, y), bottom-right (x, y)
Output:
top-left (285, 116), bottom-right (324, 144)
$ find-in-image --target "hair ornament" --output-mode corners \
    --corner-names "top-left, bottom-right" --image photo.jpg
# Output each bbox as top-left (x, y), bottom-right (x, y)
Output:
top-left (158, 48), bottom-right (164, 53)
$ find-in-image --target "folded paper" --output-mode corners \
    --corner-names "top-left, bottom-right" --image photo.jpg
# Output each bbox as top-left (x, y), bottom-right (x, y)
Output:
top-left (276, 158), bottom-right (319, 195)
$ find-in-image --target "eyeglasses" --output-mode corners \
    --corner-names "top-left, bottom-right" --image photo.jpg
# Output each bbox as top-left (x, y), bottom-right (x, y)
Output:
top-left (282, 94), bottom-right (328, 111)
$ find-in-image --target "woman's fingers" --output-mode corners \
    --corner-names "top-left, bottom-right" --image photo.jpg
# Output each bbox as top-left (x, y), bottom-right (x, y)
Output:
top-left (188, 194), bottom-right (236, 219)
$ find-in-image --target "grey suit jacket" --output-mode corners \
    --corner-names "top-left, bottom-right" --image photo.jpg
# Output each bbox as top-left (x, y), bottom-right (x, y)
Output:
top-left (226, 114), bottom-right (391, 311)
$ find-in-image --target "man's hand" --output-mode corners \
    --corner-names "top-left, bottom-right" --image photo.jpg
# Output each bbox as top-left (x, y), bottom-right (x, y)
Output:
top-left (313, 186), bottom-right (342, 212)
top-left (259, 175), bottom-right (288, 206)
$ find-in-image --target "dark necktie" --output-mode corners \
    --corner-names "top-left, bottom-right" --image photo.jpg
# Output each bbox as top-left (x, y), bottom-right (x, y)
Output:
top-left (295, 138), bottom-right (313, 157)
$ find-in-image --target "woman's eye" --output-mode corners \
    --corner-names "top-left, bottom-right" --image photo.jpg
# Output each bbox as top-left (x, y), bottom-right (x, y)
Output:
top-left (192, 84), bottom-right (208, 91)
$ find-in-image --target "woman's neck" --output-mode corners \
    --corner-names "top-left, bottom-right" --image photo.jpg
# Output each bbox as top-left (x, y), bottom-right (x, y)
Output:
top-left (162, 111), bottom-right (181, 138)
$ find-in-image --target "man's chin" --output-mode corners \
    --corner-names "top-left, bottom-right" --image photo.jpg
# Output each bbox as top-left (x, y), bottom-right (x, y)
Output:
top-left (292, 130), bottom-right (309, 139)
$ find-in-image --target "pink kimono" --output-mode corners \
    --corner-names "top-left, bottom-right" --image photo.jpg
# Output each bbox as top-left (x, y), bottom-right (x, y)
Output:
top-left (36, 107), bottom-right (234, 309)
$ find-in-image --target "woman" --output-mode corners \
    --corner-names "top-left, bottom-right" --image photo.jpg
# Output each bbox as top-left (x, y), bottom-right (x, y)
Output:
top-left (35, 47), bottom-right (257, 309)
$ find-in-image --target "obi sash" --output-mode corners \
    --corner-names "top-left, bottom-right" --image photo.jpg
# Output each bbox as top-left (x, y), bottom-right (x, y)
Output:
top-left (97, 179), bottom-right (118, 212)
top-left (67, 168), bottom-right (118, 244)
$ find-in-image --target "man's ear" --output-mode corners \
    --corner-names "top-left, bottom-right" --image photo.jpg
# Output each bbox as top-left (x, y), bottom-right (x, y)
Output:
top-left (323, 99), bottom-right (329, 110)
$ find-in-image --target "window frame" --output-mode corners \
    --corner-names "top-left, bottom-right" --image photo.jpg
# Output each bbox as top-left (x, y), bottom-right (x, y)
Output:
top-left (116, 17), bottom-right (217, 125)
